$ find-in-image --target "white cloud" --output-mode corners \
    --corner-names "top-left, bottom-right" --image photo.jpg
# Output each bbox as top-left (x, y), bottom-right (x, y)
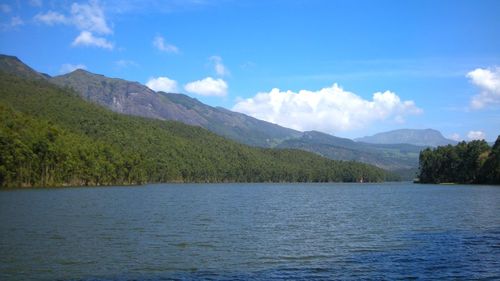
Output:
top-left (72, 31), bottom-right (113, 49)
top-left (153, 35), bottom-right (179, 53)
top-left (0, 4), bottom-right (11, 13)
top-left (71, 1), bottom-right (112, 34)
top-left (60, 63), bottom-right (87, 74)
top-left (146, 76), bottom-right (178, 93)
top-left (33, 1), bottom-right (113, 49)
top-left (450, 133), bottom-right (461, 142)
top-left (467, 130), bottom-right (486, 140)
top-left (467, 67), bottom-right (500, 109)
top-left (34, 11), bottom-right (68, 25)
top-left (34, 1), bottom-right (111, 33)
top-left (232, 83), bottom-right (422, 133)
top-left (184, 77), bottom-right (228, 97)
top-left (209, 56), bottom-right (230, 77)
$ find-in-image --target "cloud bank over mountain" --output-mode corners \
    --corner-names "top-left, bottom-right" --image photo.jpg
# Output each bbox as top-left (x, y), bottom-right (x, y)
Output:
top-left (233, 84), bottom-right (421, 134)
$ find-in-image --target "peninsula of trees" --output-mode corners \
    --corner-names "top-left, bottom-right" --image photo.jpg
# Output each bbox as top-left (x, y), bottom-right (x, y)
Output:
top-left (418, 138), bottom-right (500, 184)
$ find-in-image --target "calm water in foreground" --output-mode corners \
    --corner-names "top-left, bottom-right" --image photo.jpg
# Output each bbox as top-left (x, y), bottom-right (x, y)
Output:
top-left (1, 183), bottom-right (499, 280)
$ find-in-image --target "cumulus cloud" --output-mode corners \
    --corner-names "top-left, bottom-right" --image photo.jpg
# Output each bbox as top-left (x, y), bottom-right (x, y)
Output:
top-left (467, 67), bottom-right (500, 109)
top-left (209, 56), bottom-right (230, 77)
top-left (72, 31), bottom-right (113, 49)
top-left (34, 0), bottom-right (113, 49)
top-left (71, 1), bottom-right (112, 34)
top-left (467, 130), bottom-right (486, 140)
top-left (184, 77), bottom-right (228, 97)
top-left (233, 83), bottom-right (422, 133)
top-left (153, 35), bottom-right (179, 53)
top-left (146, 76), bottom-right (178, 93)
top-left (60, 63), bottom-right (87, 74)
top-left (34, 11), bottom-right (68, 25)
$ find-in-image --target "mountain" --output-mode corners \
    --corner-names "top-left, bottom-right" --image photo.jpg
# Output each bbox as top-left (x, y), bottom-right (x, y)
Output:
top-left (277, 131), bottom-right (423, 171)
top-left (0, 56), bottom-right (300, 147)
top-left (0, 70), bottom-right (398, 187)
top-left (356, 129), bottom-right (457, 147)
top-left (50, 69), bottom-right (300, 147)
top-left (49, 69), bottom-right (425, 175)
top-left (0, 55), bottom-right (48, 80)
top-left (0, 54), bottom-right (422, 176)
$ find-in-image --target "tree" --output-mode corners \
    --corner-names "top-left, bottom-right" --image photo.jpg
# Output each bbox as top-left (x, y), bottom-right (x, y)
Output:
top-left (479, 136), bottom-right (500, 184)
top-left (418, 138), bottom-right (499, 184)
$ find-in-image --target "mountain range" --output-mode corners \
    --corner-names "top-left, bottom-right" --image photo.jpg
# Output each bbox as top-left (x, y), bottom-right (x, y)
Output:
top-left (277, 131), bottom-right (423, 171)
top-left (50, 68), bottom-right (300, 147)
top-left (0, 67), bottom-right (399, 187)
top-left (0, 54), bottom-right (451, 178)
top-left (356, 129), bottom-right (457, 147)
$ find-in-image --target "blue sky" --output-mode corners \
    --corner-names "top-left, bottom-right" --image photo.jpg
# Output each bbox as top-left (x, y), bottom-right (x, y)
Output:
top-left (1, 0), bottom-right (499, 141)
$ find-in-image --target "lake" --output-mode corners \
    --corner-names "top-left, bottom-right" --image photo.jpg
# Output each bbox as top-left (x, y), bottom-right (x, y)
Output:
top-left (1, 183), bottom-right (499, 280)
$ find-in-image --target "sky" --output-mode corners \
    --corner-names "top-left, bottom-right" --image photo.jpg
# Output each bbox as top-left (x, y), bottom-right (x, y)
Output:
top-left (1, 0), bottom-right (499, 141)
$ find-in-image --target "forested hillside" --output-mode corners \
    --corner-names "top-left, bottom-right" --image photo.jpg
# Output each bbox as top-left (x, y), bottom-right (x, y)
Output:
top-left (0, 55), bottom-right (428, 175)
top-left (0, 72), bottom-right (398, 187)
top-left (418, 138), bottom-right (500, 184)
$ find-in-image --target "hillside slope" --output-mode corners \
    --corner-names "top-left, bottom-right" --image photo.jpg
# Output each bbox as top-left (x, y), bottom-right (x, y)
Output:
top-left (48, 63), bottom-right (424, 172)
top-left (0, 71), bottom-right (397, 187)
top-left (50, 69), bottom-right (300, 147)
top-left (0, 54), bottom-right (423, 174)
top-left (0, 55), bottom-right (48, 80)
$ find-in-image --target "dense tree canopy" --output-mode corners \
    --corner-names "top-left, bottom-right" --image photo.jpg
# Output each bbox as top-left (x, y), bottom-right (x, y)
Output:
top-left (0, 72), bottom-right (398, 188)
top-left (418, 138), bottom-right (500, 184)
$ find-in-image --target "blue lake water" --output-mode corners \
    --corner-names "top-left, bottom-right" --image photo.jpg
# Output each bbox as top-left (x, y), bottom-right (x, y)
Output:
top-left (1, 183), bottom-right (499, 280)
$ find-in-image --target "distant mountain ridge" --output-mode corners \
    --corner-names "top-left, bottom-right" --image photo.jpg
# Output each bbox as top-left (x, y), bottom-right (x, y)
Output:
top-left (278, 130), bottom-right (423, 170)
top-left (356, 129), bottom-right (457, 147)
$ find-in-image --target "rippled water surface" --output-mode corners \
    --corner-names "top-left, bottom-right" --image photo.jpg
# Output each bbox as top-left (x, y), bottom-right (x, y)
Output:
top-left (1, 183), bottom-right (499, 280)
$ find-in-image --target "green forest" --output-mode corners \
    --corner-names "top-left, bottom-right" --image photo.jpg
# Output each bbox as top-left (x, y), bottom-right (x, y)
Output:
top-left (418, 138), bottom-right (500, 184)
top-left (0, 71), bottom-right (398, 188)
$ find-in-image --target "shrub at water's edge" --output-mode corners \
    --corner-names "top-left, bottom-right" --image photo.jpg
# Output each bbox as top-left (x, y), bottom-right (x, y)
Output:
top-left (417, 137), bottom-right (500, 184)
top-left (0, 72), bottom-right (398, 188)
